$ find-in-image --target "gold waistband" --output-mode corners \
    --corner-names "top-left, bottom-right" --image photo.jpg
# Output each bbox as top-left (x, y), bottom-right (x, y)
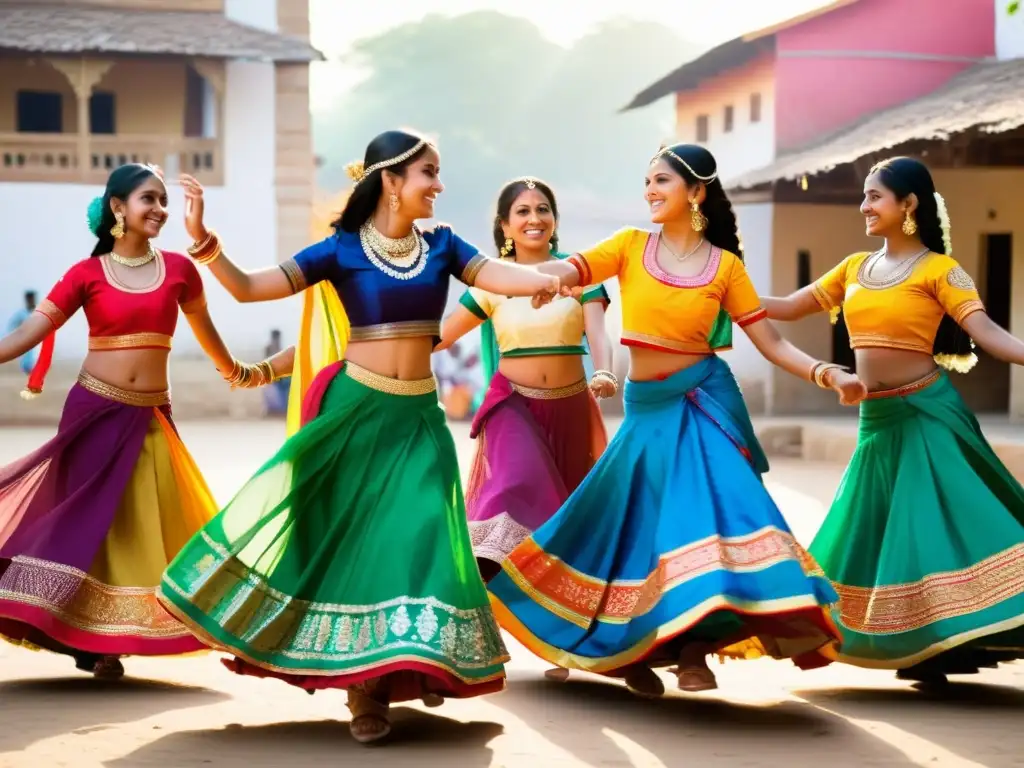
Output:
top-left (343, 361), bottom-right (437, 396)
top-left (510, 378), bottom-right (588, 400)
top-left (77, 371), bottom-right (171, 407)
top-left (865, 370), bottom-right (941, 400)
top-left (88, 333), bottom-right (173, 351)
top-left (348, 320), bottom-right (441, 342)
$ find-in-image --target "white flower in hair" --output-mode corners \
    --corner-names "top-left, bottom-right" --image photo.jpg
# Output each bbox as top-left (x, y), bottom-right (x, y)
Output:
top-left (934, 192), bottom-right (952, 256)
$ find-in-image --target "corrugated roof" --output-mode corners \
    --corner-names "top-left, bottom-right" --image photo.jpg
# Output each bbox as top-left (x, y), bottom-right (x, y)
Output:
top-left (728, 58), bottom-right (1024, 190)
top-left (0, 4), bottom-right (323, 62)
top-left (622, 36), bottom-right (772, 111)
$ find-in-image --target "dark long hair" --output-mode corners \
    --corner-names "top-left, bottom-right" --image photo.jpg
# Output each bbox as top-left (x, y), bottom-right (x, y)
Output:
top-left (90, 164), bottom-right (160, 256)
top-left (331, 130), bottom-right (432, 233)
top-left (869, 156), bottom-right (971, 361)
top-left (656, 143), bottom-right (743, 260)
top-left (492, 177), bottom-right (560, 258)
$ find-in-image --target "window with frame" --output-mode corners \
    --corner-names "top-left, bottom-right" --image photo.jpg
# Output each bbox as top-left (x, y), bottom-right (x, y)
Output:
top-left (696, 114), bottom-right (709, 143)
top-left (724, 104), bottom-right (734, 133)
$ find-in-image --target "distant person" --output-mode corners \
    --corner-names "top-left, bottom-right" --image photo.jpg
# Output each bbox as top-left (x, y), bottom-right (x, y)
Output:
top-left (435, 341), bottom-right (478, 420)
top-left (263, 328), bottom-right (290, 415)
top-left (0, 164), bottom-right (286, 683)
top-left (6, 291), bottom-right (39, 374)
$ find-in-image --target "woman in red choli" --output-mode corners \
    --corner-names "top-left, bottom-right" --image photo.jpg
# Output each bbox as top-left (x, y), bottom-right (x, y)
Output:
top-left (0, 163), bottom-right (290, 679)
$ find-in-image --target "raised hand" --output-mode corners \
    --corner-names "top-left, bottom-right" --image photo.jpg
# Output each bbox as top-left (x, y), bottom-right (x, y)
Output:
top-left (179, 174), bottom-right (207, 243)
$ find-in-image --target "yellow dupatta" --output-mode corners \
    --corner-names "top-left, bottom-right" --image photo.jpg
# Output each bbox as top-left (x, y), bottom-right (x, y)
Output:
top-left (285, 190), bottom-right (353, 436)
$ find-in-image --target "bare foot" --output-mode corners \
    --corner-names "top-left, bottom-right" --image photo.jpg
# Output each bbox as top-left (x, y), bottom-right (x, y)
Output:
top-left (544, 667), bottom-right (570, 682)
top-left (347, 687), bottom-right (391, 745)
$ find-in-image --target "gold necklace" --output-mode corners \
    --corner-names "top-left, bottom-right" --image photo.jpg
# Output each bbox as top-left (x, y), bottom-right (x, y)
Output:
top-left (110, 244), bottom-right (158, 268)
top-left (359, 222), bottom-right (427, 280)
top-left (363, 222), bottom-right (419, 258)
top-left (661, 236), bottom-right (705, 262)
top-left (859, 247), bottom-right (929, 289)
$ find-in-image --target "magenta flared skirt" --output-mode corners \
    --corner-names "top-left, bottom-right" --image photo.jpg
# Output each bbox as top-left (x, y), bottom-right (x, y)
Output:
top-left (465, 372), bottom-right (607, 580)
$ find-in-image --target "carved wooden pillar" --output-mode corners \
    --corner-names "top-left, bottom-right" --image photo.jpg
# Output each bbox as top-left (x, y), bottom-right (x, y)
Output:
top-left (47, 57), bottom-right (114, 180)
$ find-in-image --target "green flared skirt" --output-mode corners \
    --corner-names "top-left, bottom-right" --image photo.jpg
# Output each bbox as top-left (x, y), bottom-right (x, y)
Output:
top-left (159, 361), bottom-right (509, 701)
top-left (810, 370), bottom-right (1024, 672)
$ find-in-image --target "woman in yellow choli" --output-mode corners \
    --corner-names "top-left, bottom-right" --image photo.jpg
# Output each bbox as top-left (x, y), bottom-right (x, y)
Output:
top-left (438, 178), bottom-right (613, 584)
top-left (763, 156), bottom-right (1024, 683)
top-left (488, 143), bottom-right (867, 696)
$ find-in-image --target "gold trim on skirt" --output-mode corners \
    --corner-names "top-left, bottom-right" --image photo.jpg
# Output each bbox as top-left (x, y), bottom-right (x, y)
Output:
top-left (865, 370), bottom-right (941, 400)
top-left (343, 361), bottom-right (437, 396)
top-left (510, 378), bottom-right (588, 400)
top-left (77, 371), bottom-right (171, 407)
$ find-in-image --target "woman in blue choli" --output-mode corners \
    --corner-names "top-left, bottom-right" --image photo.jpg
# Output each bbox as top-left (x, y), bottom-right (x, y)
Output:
top-left (488, 143), bottom-right (867, 696)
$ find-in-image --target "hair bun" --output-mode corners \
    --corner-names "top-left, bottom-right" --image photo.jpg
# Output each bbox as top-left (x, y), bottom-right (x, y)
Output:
top-left (344, 160), bottom-right (365, 182)
top-left (86, 195), bottom-right (105, 237)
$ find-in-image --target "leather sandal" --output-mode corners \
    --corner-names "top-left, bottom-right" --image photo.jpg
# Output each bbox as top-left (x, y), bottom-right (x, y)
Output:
top-left (347, 687), bottom-right (391, 745)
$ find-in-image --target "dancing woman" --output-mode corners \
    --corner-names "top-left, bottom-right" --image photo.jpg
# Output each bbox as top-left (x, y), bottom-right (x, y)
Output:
top-left (762, 156), bottom-right (1024, 683)
top-left (157, 130), bottom-right (561, 745)
top-left (437, 177), bottom-right (612, 581)
top-left (0, 163), bottom-right (285, 680)
top-left (488, 143), bottom-right (866, 696)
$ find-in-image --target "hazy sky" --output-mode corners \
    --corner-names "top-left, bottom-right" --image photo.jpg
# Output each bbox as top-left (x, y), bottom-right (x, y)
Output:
top-left (308, 0), bottom-right (833, 108)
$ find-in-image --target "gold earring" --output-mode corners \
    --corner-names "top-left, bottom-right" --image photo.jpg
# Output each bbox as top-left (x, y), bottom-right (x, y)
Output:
top-left (902, 210), bottom-right (917, 236)
top-left (389, 193), bottom-right (400, 212)
top-left (690, 200), bottom-right (705, 233)
top-left (500, 237), bottom-right (514, 257)
top-left (110, 212), bottom-right (125, 239)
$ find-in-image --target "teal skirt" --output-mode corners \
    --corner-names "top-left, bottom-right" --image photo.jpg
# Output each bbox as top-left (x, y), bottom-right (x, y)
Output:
top-left (810, 370), bottom-right (1024, 672)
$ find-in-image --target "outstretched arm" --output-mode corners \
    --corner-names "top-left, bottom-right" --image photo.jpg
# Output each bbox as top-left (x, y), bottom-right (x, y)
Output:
top-left (473, 260), bottom-right (560, 306)
top-left (743, 318), bottom-right (865, 405)
top-left (962, 312), bottom-right (1024, 365)
top-left (761, 287), bottom-right (824, 322)
top-left (0, 314), bottom-right (52, 365)
top-left (436, 305), bottom-right (485, 353)
top-left (184, 306), bottom-right (293, 386)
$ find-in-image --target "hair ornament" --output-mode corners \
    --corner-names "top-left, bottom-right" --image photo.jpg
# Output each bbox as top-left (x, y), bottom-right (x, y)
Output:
top-left (86, 195), bottom-right (105, 237)
top-left (346, 139), bottom-right (429, 186)
top-left (345, 160), bottom-right (365, 183)
top-left (652, 148), bottom-right (718, 183)
top-left (934, 191), bottom-right (952, 256)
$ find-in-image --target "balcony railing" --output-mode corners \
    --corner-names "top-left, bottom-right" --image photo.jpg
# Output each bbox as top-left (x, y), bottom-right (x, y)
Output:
top-left (0, 133), bottom-right (223, 185)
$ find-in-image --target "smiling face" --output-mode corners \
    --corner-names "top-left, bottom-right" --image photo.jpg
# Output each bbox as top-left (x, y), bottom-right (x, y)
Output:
top-left (861, 171), bottom-right (914, 237)
top-left (388, 145), bottom-right (444, 220)
top-left (112, 174), bottom-right (168, 239)
top-left (645, 157), bottom-right (696, 225)
top-left (502, 188), bottom-right (556, 252)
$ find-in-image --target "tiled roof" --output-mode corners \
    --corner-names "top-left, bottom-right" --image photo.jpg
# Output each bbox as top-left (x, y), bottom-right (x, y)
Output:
top-left (0, 4), bottom-right (323, 62)
top-left (729, 58), bottom-right (1024, 190)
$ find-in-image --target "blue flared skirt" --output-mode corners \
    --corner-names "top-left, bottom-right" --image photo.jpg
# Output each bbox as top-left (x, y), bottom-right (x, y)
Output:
top-left (489, 356), bottom-right (841, 675)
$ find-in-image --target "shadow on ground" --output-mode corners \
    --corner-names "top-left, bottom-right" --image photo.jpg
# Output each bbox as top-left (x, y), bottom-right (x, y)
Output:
top-left (490, 674), bottom-right (919, 767)
top-left (0, 675), bottom-right (229, 755)
top-left (108, 708), bottom-right (503, 768)
top-left (795, 679), bottom-right (1024, 768)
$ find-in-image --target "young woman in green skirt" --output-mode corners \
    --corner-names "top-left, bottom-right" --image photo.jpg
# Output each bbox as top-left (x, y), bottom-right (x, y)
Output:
top-left (156, 130), bottom-right (561, 744)
top-left (763, 156), bottom-right (1024, 684)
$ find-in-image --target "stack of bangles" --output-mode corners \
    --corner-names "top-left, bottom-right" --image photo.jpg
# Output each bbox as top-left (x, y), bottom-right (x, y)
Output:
top-left (188, 230), bottom-right (222, 266)
top-left (222, 359), bottom-right (278, 388)
top-left (591, 368), bottom-right (619, 394)
top-left (810, 361), bottom-right (844, 389)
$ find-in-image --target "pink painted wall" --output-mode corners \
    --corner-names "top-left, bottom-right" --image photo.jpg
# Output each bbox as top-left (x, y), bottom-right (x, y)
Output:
top-left (773, 0), bottom-right (995, 150)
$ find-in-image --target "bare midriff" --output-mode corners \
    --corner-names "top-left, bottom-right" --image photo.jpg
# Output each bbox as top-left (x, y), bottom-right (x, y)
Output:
top-left (626, 346), bottom-right (712, 383)
top-left (854, 347), bottom-right (938, 393)
top-left (499, 354), bottom-right (587, 389)
top-left (81, 348), bottom-right (172, 392)
top-left (344, 337), bottom-right (437, 380)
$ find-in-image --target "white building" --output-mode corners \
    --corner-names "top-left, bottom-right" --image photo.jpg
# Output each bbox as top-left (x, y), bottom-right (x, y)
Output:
top-left (0, 0), bottom-right (321, 363)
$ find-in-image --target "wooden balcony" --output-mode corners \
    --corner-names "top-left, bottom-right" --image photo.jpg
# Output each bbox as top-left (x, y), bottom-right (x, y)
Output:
top-left (0, 133), bottom-right (222, 185)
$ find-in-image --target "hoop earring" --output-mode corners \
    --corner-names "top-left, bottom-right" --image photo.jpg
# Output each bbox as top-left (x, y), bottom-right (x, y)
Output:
top-left (389, 193), bottom-right (400, 212)
top-left (690, 200), bottom-right (705, 233)
top-left (110, 212), bottom-right (125, 240)
top-left (902, 210), bottom-right (917, 236)
top-left (500, 237), bottom-right (514, 257)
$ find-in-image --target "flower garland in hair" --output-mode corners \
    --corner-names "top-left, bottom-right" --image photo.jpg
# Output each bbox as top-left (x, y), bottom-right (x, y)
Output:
top-left (934, 191), bottom-right (952, 255)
